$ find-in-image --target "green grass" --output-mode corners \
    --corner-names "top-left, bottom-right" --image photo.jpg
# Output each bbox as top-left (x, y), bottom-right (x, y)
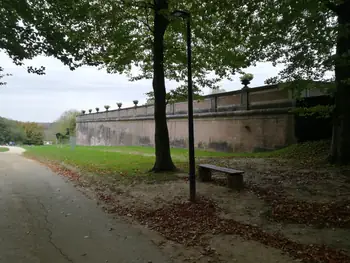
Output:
top-left (23, 145), bottom-right (236, 177)
top-left (83, 145), bottom-right (242, 160)
top-left (0, 147), bottom-right (9, 152)
top-left (23, 141), bottom-right (330, 180)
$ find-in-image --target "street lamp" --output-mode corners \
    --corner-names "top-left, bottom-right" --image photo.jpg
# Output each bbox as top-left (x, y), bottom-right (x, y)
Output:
top-left (172, 10), bottom-right (196, 202)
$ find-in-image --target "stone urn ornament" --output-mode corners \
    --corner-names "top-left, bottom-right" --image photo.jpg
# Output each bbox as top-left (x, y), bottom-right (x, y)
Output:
top-left (133, 100), bottom-right (139, 107)
top-left (81, 110), bottom-right (86, 114)
top-left (88, 109), bottom-right (92, 114)
top-left (240, 73), bottom-right (254, 88)
top-left (95, 107), bottom-right (99, 113)
top-left (117, 102), bottom-right (122, 109)
top-left (104, 105), bottom-right (110, 111)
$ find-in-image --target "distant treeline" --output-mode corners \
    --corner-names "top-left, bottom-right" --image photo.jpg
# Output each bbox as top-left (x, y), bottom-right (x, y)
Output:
top-left (0, 117), bottom-right (44, 145)
top-left (0, 110), bottom-right (80, 145)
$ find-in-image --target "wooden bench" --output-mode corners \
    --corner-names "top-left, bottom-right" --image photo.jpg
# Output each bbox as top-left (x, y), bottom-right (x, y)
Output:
top-left (198, 164), bottom-right (244, 190)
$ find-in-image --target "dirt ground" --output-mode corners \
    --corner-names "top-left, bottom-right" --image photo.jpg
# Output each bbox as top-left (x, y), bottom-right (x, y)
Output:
top-left (43, 157), bottom-right (350, 263)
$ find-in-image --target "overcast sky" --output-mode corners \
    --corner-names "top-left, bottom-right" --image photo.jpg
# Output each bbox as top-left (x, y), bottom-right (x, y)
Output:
top-left (0, 51), bottom-right (282, 122)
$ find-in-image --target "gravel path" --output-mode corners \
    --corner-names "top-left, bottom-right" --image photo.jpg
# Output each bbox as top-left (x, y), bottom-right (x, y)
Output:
top-left (0, 146), bottom-right (26, 154)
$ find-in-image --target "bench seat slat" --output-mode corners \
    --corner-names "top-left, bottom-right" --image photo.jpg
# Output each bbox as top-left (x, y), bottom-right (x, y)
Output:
top-left (199, 164), bottom-right (244, 175)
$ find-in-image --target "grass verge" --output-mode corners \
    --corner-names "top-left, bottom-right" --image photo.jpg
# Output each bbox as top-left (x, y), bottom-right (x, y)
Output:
top-left (23, 145), bottom-right (238, 182)
top-left (23, 140), bottom-right (330, 181)
top-left (0, 147), bottom-right (9, 152)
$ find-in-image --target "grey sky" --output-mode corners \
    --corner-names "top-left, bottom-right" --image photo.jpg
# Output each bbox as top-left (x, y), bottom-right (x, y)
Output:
top-left (0, 51), bottom-right (282, 122)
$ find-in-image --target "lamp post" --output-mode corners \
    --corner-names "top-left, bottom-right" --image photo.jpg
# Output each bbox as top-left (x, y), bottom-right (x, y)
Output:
top-left (172, 10), bottom-right (196, 202)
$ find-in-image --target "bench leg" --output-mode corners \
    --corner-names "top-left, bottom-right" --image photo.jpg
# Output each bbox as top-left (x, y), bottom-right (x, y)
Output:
top-left (227, 174), bottom-right (244, 190)
top-left (198, 167), bottom-right (212, 182)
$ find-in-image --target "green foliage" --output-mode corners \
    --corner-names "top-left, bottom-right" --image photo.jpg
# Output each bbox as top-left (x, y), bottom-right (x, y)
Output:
top-left (292, 104), bottom-right (335, 119)
top-left (0, 0), bottom-right (101, 73)
top-left (0, 117), bottom-right (26, 144)
top-left (0, 1), bottom-right (344, 103)
top-left (223, 1), bottom-right (337, 83)
top-left (145, 85), bottom-right (203, 104)
top-left (77, 1), bottom-right (251, 85)
top-left (0, 117), bottom-right (46, 145)
top-left (21, 122), bottom-right (44, 145)
top-left (45, 110), bottom-right (80, 141)
top-left (0, 0), bottom-right (255, 97)
top-left (240, 73), bottom-right (254, 82)
top-left (274, 80), bottom-right (336, 99)
top-left (5, 0), bottom-right (335, 101)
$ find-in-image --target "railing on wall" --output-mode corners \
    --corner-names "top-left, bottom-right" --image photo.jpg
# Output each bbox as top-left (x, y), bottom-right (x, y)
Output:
top-left (77, 83), bottom-right (325, 122)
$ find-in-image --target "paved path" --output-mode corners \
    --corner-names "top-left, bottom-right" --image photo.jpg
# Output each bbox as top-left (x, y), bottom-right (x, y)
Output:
top-left (3, 146), bottom-right (26, 154)
top-left (0, 148), bottom-right (171, 263)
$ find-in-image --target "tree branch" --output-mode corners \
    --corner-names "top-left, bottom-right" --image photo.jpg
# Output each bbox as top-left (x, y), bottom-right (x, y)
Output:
top-left (145, 5), bottom-right (153, 32)
top-left (137, 18), bottom-right (153, 33)
top-left (118, 0), bottom-right (154, 32)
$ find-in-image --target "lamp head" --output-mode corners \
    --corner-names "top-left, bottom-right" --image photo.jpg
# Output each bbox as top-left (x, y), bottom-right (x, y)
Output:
top-left (171, 10), bottom-right (190, 18)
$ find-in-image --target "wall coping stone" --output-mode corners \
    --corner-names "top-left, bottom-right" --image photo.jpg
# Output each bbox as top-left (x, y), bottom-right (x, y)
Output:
top-left (78, 84), bottom-right (283, 117)
top-left (77, 99), bottom-right (295, 122)
top-left (77, 107), bottom-right (293, 123)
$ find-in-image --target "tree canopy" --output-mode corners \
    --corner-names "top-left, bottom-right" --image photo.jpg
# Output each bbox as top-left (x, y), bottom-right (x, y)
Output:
top-left (22, 122), bottom-right (44, 145)
top-left (44, 110), bottom-right (79, 142)
top-left (0, 117), bottom-right (44, 145)
top-left (217, 0), bottom-right (350, 163)
top-left (0, 117), bottom-right (26, 144)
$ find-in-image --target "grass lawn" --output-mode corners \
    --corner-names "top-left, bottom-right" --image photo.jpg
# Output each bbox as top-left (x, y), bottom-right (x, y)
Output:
top-left (0, 147), bottom-right (9, 152)
top-left (23, 145), bottom-right (238, 177)
top-left (23, 141), bottom-right (330, 180)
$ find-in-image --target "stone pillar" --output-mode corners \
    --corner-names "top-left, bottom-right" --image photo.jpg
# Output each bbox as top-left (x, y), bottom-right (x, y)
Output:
top-left (211, 96), bottom-right (218, 112)
top-left (240, 86), bottom-right (250, 110)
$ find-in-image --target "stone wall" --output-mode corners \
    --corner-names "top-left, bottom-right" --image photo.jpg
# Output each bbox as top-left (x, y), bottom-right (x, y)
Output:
top-left (76, 84), bottom-right (306, 152)
top-left (76, 108), bottom-right (295, 152)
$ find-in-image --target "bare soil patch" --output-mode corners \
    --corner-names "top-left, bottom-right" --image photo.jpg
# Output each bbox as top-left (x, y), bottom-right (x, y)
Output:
top-left (32, 156), bottom-right (350, 263)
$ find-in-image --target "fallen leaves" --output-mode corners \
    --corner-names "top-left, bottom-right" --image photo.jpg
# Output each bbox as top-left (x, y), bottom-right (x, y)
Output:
top-left (32, 157), bottom-right (350, 263)
top-left (139, 198), bottom-right (221, 246)
top-left (271, 200), bottom-right (350, 228)
top-left (27, 157), bottom-right (81, 181)
top-left (93, 190), bottom-right (350, 263)
top-left (248, 183), bottom-right (350, 228)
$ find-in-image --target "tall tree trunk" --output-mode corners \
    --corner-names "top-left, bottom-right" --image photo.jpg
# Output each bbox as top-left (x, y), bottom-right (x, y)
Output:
top-left (151, 0), bottom-right (176, 172)
top-left (330, 1), bottom-right (350, 165)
